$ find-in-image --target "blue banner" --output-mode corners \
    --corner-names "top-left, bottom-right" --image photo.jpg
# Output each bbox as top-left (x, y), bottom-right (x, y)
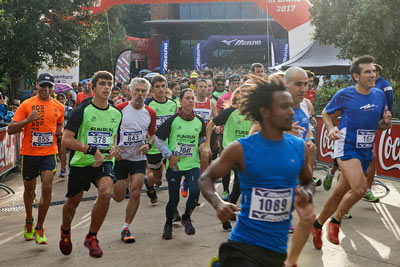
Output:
top-left (194, 42), bottom-right (202, 70)
top-left (160, 40), bottom-right (169, 74)
top-left (280, 42), bottom-right (289, 63)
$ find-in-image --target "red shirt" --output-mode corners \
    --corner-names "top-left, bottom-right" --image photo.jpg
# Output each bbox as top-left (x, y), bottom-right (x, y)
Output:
top-left (305, 90), bottom-right (316, 103)
top-left (76, 91), bottom-right (94, 106)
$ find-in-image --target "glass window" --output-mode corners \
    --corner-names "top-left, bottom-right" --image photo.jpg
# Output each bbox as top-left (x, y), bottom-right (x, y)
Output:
top-left (226, 3), bottom-right (240, 19)
top-left (180, 4), bottom-right (190, 20)
top-left (210, 3), bottom-right (225, 19)
top-left (190, 3), bottom-right (200, 19)
top-left (200, 3), bottom-right (210, 19)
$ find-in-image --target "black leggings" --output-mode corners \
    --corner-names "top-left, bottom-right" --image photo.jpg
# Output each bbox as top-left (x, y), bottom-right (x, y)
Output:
top-left (222, 168), bottom-right (240, 204)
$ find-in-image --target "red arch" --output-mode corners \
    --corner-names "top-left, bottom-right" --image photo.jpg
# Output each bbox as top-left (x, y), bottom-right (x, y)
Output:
top-left (87, 0), bottom-right (310, 31)
top-left (126, 36), bottom-right (159, 70)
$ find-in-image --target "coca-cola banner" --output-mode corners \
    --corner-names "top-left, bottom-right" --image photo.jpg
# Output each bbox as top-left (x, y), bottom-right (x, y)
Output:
top-left (0, 128), bottom-right (18, 176)
top-left (316, 116), bottom-right (400, 179)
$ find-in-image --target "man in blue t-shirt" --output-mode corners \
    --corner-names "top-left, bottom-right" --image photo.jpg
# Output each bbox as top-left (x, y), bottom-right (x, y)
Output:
top-left (312, 55), bottom-right (392, 249)
top-left (199, 76), bottom-right (315, 267)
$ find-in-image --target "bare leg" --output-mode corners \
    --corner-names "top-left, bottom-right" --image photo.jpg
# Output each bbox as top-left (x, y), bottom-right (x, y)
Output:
top-left (23, 178), bottom-right (37, 221)
top-left (62, 191), bottom-right (84, 230)
top-left (36, 170), bottom-right (55, 228)
top-left (125, 173), bottom-right (145, 224)
top-left (112, 179), bottom-right (127, 203)
top-left (89, 177), bottom-right (114, 233)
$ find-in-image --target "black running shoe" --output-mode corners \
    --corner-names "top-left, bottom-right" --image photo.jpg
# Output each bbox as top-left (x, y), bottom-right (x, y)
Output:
top-left (172, 214), bottom-right (181, 222)
top-left (181, 217), bottom-right (195, 235)
top-left (162, 223), bottom-right (173, 240)
top-left (222, 221), bottom-right (232, 231)
top-left (144, 178), bottom-right (158, 203)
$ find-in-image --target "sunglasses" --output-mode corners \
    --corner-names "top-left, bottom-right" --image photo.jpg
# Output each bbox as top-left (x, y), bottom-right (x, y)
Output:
top-left (40, 83), bottom-right (53, 88)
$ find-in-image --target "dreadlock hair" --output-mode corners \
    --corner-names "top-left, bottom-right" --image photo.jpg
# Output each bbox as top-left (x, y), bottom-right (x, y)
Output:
top-left (239, 74), bottom-right (286, 123)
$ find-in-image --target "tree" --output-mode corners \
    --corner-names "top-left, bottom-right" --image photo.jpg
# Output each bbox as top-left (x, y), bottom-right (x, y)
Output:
top-left (0, 0), bottom-right (98, 99)
top-left (120, 4), bottom-right (151, 38)
top-left (310, 0), bottom-right (400, 79)
top-left (79, 5), bottom-right (129, 80)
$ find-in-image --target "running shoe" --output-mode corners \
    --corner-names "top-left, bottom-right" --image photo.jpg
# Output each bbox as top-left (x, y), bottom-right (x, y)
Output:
top-left (121, 228), bottom-right (136, 243)
top-left (222, 221), bottom-right (232, 232)
top-left (32, 192), bottom-right (38, 204)
top-left (59, 170), bottom-right (66, 179)
top-left (180, 179), bottom-right (188, 198)
top-left (84, 235), bottom-right (103, 258)
top-left (289, 224), bottom-right (295, 234)
top-left (172, 213), bottom-right (182, 222)
top-left (312, 226), bottom-right (322, 249)
top-left (162, 223), bottom-right (173, 240)
top-left (196, 201), bottom-right (201, 206)
top-left (313, 177), bottom-right (322, 186)
top-left (24, 219), bottom-right (34, 241)
top-left (34, 227), bottom-right (48, 244)
top-left (209, 256), bottom-right (219, 267)
top-left (59, 226), bottom-right (72, 255)
top-left (327, 222), bottom-right (340, 245)
top-left (343, 213), bottom-right (352, 219)
top-left (362, 190), bottom-right (379, 203)
top-left (323, 170), bottom-right (334, 191)
top-left (181, 217), bottom-right (195, 235)
top-left (229, 214), bottom-right (237, 222)
top-left (221, 191), bottom-right (229, 201)
top-left (144, 178), bottom-right (158, 204)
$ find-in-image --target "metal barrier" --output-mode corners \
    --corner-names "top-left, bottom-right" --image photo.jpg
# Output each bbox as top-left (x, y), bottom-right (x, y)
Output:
top-left (315, 116), bottom-right (400, 179)
top-left (0, 127), bottom-right (20, 195)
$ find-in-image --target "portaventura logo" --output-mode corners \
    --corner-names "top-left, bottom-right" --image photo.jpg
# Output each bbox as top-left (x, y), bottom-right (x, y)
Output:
top-left (221, 39), bottom-right (262, 46)
top-left (378, 128), bottom-right (400, 171)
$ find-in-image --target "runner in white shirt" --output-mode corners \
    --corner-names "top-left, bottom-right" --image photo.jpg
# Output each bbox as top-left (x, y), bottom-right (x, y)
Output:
top-left (112, 78), bottom-right (156, 243)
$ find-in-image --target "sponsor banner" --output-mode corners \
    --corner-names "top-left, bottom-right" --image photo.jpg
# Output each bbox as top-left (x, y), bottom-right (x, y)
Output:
top-left (0, 128), bottom-right (18, 176)
top-left (114, 49), bottom-right (132, 85)
top-left (160, 40), bottom-right (169, 75)
top-left (88, 0), bottom-right (310, 31)
top-left (317, 116), bottom-right (400, 179)
top-left (38, 51), bottom-right (80, 84)
top-left (280, 42), bottom-right (289, 63)
top-left (193, 42), bottom-right (202, 70)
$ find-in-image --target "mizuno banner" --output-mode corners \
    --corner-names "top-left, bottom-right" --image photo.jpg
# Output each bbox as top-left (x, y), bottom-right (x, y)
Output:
top-left (160, 40), bottom-right (169, 75)
top-left (114, 49), bottom-right (132, 85)
top-left (280, 42), bottom-right (289, 63)
top-left (194, 42), bottom-right (202, 70)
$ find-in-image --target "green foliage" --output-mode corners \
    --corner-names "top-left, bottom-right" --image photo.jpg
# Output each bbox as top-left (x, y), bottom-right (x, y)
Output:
top-left (310, 0), bottom-right (400, 80)
top-left (120, 4), bottom-right (151, 38)
top-left (390, 81), bottom-right (400, 119)
top-left (79, 5), bottom-right (129, 80)
top-left (313, 80), bottom-right (352, 115)
top-left (0, 0), bottom-right (98, 98)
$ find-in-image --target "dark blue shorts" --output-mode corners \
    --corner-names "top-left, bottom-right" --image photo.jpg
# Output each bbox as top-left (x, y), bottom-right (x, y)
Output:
top-left (21, 155), bottom-right (56, 181)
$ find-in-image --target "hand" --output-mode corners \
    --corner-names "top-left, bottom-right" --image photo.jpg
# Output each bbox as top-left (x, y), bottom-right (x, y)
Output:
top-left (169, 154), bottom-right (180, 171)
top-left (26, 110), bottom-right (39, 123)
top-left (295, 187), bottom-right (312, 208)
top-left (213, 126), bottom-right (222, 134)
top-left (287, 121), bottom-right (305, 137)
top-left (105, 145), bottom-right (120, 160)
top-left (328, 126), bottom-right (343, 140)
top-left (306, 139), bottom-right (316, 153)
top-left (216, 201), bottom-right (240, 222)
top-left (138, 143), bottom-right (150, 155)
top-left (383, 106), bottom-right (392, 126)
top-left (198, 142), bottom-right (205, 153)
top-left (200, 145), bottom-right (211, 161)
top-left (92, 149), bottom-right (104, 167)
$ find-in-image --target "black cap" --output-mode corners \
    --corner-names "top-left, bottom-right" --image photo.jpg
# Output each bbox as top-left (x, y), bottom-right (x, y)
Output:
top-left (228, 74), bottom-right (240, 83)
top-left (37, 73), bottom-right (55, 86)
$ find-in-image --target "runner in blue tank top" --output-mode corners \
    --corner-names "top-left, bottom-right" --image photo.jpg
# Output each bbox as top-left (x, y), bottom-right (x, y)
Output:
top-left (312, 55), bottom-right (392, 249)
top-left (199, 75), bottom-right (315, 267)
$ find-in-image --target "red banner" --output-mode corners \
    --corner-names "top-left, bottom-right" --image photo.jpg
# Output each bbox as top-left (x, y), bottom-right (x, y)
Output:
top-left (316, 117), bottom-right (400, 179)
top-left (0, 128), bottom-right (18, 176)
top-left (88, 0), bottom-right (311, 31)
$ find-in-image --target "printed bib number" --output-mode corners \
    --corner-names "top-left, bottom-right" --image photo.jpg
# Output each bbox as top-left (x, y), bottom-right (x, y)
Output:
top-left (122, 131), bottom-right (143, 146)
top-left (356, 130), bottom-right (376, 148)
top-left (174, 142), bottom-right (195, 157)
top-left (156, 115), bottom-right (170, 129)
top-left (32, 132), bottom-right (53, 147)
top-left (194, 110), bottom-right (211, 123)
top-left (87, 131), bottom-right (111, 149)
top-left (249, 187), bottom-right (293, 222)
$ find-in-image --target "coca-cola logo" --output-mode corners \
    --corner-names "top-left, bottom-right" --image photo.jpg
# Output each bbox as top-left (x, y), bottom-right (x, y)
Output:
top-left (319, 123), bottom-right (335, 158)
top-left (378, 128), bottom-right (400, 171)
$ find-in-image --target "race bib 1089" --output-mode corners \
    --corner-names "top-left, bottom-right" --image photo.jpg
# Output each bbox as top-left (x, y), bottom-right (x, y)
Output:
top-left (87, 131), bottom-right (111, 149)
top-left (32, 132), bottom-right (53, 147)
top-left (249, 187), bottom-right (293, 222)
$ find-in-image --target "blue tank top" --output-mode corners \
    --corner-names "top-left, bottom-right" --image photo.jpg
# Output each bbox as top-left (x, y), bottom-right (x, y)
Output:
top-left (293, 100), bottom-right (310, 140)
top-left (325, 86), bottom-right (386, 160)
top-left (230, 133), bottom-right (305, 253)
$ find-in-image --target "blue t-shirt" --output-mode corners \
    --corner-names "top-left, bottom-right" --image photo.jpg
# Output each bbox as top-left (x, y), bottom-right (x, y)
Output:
top-left (293, 100), bottom-right (310, 140)
top-left (375, 76), bottom-right (394, 111)
top-left (230, 133), bottom-right (305, 253)
top-left (325, 86), bottom-right (386, 160)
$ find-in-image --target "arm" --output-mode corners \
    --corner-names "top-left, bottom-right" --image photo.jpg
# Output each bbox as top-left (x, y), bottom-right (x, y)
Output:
top-left (211, 100), bottom-right (218, 119)
top-left (7, 110), bottom-right (38, 135)
top-left (378, 106), bottom-right (392, 130)
top-left (198, 141), bottom-right (244, 222)
top-left (322, 108), bottom-right (342, 140)
top-left (296, 143), bottom-right (316, 204)
top-left (61, 129), bottom-right (104, 167)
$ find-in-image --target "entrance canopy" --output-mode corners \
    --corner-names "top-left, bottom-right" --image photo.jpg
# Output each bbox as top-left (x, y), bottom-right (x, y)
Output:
top-left (273, 41), bottom-right (351, 75)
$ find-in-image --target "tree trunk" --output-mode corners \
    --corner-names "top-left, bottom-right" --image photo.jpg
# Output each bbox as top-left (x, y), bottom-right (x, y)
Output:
top-left (10, 73), bottom-right (25, 102)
